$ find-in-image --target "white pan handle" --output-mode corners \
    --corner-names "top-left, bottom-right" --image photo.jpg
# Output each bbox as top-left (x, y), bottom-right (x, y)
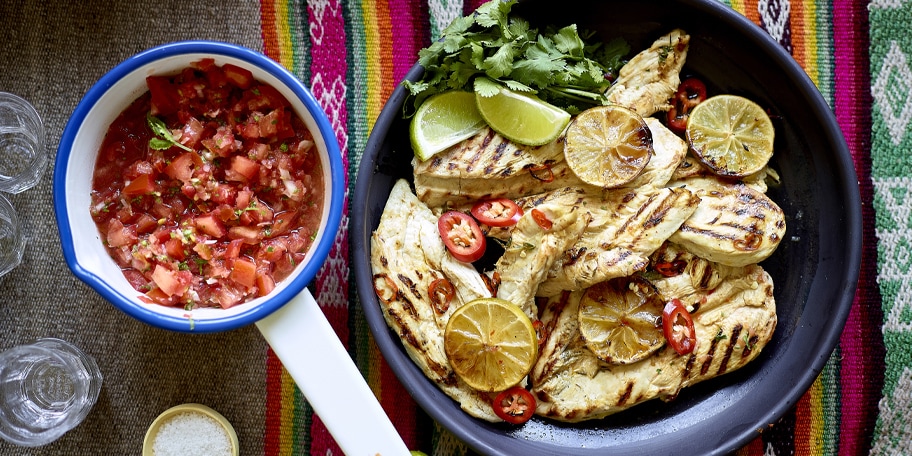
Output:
top-left (256, 288), bottom-right (409, 456)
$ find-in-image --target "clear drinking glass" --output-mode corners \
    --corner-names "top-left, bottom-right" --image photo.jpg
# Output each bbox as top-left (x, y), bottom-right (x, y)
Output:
top-left (0, 193), bottom-right (24, 279)
top-left (0, 92), bottom-right (47, 194)
top-left (0, 338), bottom-right (103, 447)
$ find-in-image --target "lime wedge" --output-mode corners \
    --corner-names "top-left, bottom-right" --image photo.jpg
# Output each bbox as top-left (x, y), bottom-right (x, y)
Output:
top-left (475, 88), bottom-right (571, 146)
top-left (410, 91), bottom-right (487, 161)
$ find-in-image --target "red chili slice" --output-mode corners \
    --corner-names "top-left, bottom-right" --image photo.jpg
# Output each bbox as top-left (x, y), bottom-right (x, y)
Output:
top-left (528, 163), bottom-right (554, 182)
top-left (372, 274), bottom-right (399, 304)
top-left (492, 386), bottom-right (536, 425)
top-left (437, 211), bottom-right (486, 263)
top-left (662, 298), bottom-right (697, 355)
top-left (428, 278), bottom-right (455, 314)
top-left (471, 198), bottom-right (523, 227)
top-left (530, 208), bottom-right (553, 230)
top-left (654, 260), bottom-right (687, 277)
top-left (666, 78), bottom-right (707, 134)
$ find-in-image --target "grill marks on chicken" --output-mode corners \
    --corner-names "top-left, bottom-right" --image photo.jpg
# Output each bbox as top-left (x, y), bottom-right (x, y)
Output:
top-left (606, 29), bottom-right (690, 117)
top-left (531, 243), bottom-right (776, 422)
top-left (669, 177), bottom-right (786, 267)
top-left (371, 26), bottom-right (784, 424)
top-left (371, 180), bottom-right (498, 421)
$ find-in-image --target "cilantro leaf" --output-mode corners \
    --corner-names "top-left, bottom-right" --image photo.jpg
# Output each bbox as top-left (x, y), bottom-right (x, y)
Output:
top-left (402, 0), bottom-right (629, 117)
top-left (146, 113), bottom-right (191, 152)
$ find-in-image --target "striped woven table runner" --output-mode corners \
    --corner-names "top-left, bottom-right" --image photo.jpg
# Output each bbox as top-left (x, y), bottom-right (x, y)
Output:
top-left (256, 1), bottom-right (900, 454)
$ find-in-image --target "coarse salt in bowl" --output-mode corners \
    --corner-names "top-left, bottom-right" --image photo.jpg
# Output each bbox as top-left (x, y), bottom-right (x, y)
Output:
top-left (143, 403), bottom-right (239, 456)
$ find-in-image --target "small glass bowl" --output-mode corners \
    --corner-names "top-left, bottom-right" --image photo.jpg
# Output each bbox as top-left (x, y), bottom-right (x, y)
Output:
top-left (0, 92), bottom-right (47, 194)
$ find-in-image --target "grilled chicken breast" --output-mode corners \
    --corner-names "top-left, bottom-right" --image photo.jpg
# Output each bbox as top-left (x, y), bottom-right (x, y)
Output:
top-left (668, 177), bottom-right (786, 267)
top-left (415, 117), bottom-right (687, 210)
top-left (370, 179), bottom-right (499, 421)
top-left (413, 127), bottom-right (573, 208)
top-left (494, 185), bottom-right (700, 297)
top-left (531, 243), bottom-right (777, 422)
top-left (606, 29), bottom-right (690, 117)
top-left (494, 202), bottom-right (590, 319)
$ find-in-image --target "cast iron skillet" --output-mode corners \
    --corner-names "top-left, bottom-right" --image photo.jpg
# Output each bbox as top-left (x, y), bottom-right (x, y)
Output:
top-left (352, 0), bottom-right (862, 454)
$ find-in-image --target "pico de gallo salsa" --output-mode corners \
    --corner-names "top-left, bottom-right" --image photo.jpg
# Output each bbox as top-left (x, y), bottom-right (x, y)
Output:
top-left (90, 59), bottom-right (324, 310)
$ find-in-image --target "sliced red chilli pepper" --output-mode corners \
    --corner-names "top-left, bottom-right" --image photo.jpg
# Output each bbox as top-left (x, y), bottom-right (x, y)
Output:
top-left (471, 198), bottom-right (524, 227)
top-left (428, 278), bottom-right (455, 314)
top-left (372, 273), bottom-right (398, 304)
top-left (481, 271), bottom-right (501, 295)
top-left (492, 385), bottom-right (536, 425)
top-left (528, 163), bottom-right (554, 182)
top-left (654, 260), bottom-right (687, 277)
top-left (530, 208), bottom-right (553, 230)
top-left (663, 298), bottom-right (697, 355)
top-left (438, 211), bottom-right (486, 263)
top-left (666, 78), bottom-right (707, 134)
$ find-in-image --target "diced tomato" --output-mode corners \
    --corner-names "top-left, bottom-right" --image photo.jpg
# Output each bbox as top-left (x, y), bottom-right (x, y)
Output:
top-left (224, 239), bottom-right (243, 259)
top-left (177, 117), bottom-right (205, 149)
top-left (193, 242), bottom-right (214, 260)
top-left (106, 219), bottom-right (137, 248)
top-left (222, 63), bottom-right (254, 89)
top-left (164, 152), bottom-right (202, 183)
top-left (146, 75), bottom-right (180, 116)
top-left (195, 214), bottom-right (227, 238)
top-left (151, 265), bottom-right (190, 297)
top-left (201, 126), bottom-right (238, 157)
top-left (123, 174), bottom-right (156, 196)
top-left (227, 155), bottom-right (260, 182)
top-left (164, 238), bottom-right (186, 261)
top-left (229, 257), bottom-right (257, 288)
top-left (216, 282), bottom-right (246, 309)
top-left (255, 271), bottom-right (276, 297)
top-left (271, 211), bottom-right (299, 236)
top-left (228, 226), bottom-right (262, 244)
top-left (135, 213), bottom-right (158, 234)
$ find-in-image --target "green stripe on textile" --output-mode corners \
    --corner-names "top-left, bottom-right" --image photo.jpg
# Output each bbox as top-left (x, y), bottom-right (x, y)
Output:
top-left (290, 0), bottom-right (311, 87)
top-left (820, 348), bottom-right (841, 455)
top-left (813, 0), bottom-right (834, 108)
top-left (869, 1), bottom-right (912, 454)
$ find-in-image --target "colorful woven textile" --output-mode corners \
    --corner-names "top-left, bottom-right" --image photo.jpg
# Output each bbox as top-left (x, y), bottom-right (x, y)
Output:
top-left (257, 1), bottom-right (892, 454)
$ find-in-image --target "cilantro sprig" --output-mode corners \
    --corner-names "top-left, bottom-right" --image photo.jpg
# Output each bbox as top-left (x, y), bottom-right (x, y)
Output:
top-left (147, 113), bottom-right (191, 152)
top-left (403, 0), bottom-right (629, 116)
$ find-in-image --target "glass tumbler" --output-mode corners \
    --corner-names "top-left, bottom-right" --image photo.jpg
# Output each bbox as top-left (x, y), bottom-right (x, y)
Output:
top-left (0, 338), bottom-right (103, 447)
top-left (0, 193), bottom-right (24, 279)
top-left (0, 92), bottom-right (47, 194)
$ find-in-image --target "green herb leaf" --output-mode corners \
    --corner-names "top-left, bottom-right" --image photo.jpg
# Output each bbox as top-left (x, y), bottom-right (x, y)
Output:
top-left (146, 113), bottom-right (192, 152)
top-left (402, 0), bottom-right (629, 117)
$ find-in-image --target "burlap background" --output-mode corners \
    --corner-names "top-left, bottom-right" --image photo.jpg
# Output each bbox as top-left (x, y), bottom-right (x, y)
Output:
top-left (0, 2), bottom-right (271, 454)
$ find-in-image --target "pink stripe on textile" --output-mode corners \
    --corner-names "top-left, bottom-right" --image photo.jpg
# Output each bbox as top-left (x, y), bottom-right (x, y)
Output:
top-left (389, 0), bottom-right (428, 84)
top-left (833, 2), bottom-right (883, 455)
top-left (307, 0), bottom-right (351, 454)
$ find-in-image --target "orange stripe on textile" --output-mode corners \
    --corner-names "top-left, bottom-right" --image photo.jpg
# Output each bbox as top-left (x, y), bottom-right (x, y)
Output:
top-left (260, 0), bottom-right (281, 62)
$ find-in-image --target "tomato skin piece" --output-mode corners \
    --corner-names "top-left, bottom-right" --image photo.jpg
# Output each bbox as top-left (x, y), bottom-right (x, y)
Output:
top-left (471, 199), bottom-right (523, 227)
top-left (663, 298), bottom-right (697, 355)
top-left (492, 386), bottom-right (536, 425)
top-left (666, 78), bottom-right (707, 134)
top-left (437, 211), bottom-right (486, 263)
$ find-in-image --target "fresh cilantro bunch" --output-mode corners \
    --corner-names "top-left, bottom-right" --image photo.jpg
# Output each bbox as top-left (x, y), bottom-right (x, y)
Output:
top-left (403, 0), bottom-right (629, 117)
